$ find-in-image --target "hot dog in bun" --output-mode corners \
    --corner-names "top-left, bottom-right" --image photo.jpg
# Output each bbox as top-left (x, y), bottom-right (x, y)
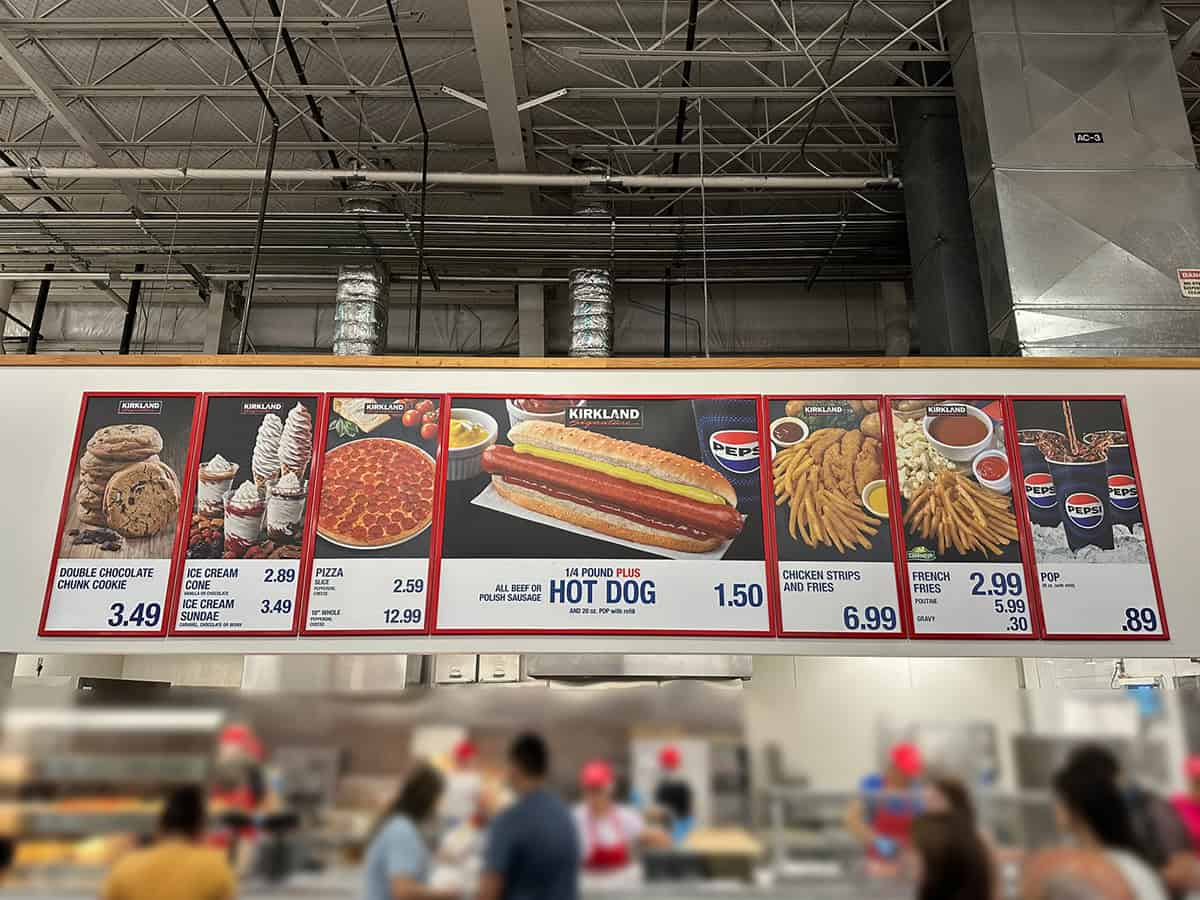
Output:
top-left (481, 420), bottom-right (744, 552)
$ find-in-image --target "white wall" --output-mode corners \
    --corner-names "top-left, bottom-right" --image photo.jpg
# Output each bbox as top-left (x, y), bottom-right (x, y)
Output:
top-left (743, 656), bottom-right (1026, 791)
top-left (120, 654), bottom-right (244, 687)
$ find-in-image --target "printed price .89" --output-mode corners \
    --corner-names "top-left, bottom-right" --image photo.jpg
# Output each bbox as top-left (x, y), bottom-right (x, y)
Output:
top-left (1123, 607), bottom-right (1159, 633)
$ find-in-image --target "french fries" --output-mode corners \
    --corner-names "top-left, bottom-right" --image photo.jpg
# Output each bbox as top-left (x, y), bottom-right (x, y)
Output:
top-left (773, 431), bottom-right (882, 551)
top-left (906, 470), bottom-right (1018, 557)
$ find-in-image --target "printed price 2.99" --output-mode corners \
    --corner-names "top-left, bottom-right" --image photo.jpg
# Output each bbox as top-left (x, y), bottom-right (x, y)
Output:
top-left (107, 602), bottom-right (161, 628)
top-left (970, 571), bottom-right (1023, 596)
top-left (384, 608), bottom-right (422, 625)
top-left (714, 583), bottom-right (765, 608)
top-left (842, 605), bottom-right (898, 631)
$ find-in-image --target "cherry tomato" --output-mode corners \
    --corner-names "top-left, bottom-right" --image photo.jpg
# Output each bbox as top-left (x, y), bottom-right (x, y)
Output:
top-left (401, 409), bottom-right (420, 428)
top-left (420, 422), bottom-right (438, 441)
top-left (415, 399), bottom-right (434, 414)
top-left (422, 410), bottom-right (437, 424)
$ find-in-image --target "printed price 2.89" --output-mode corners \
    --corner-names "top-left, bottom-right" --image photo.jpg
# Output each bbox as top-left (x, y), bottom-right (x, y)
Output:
top-left (107, 602), bottom-right (161, 628)
top-left (714, 583), bottom-right (765, 608)
top-left (842, 605), bottom-right (898, 631)
top-left (263, 567), bottom-right (296, 583)
top-left (970, 571), bottom-right (1023, 597)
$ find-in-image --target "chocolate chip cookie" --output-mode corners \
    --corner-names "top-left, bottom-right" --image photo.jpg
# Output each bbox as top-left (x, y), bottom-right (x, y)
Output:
top-left (86, 425), bottom-right (163, 461)
top-left (103, 460), bottom-right (179, 538)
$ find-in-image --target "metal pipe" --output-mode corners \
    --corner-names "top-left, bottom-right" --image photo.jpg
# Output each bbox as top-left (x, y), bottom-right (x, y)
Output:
top-left (0, 166), bottom-right (900, 190)
top-left (206, 0), bottom-right (281, 355)
top-left (663, 272), bottom-right (672, 358)
top-left (384, 0), bottom-right (430, 355)
top-left (119, 262), bottom-right (143, 354)
top-left (25, 263), bottom-right (52, 354)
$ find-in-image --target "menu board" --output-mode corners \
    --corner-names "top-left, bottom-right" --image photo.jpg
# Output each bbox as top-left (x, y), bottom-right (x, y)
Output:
top-left (766, 397), bottom-right (905, 637)
top-left (432, 395), bottom-right (772, 634)
top-left (1009, 397), bottom-right (1167, 639)
top-left (888, 398), bottom-right (1038, 638)
top-left (301, 396), bottom-right (442, 634)
top-left (41, 393), bottom-right (199, 636)
top-left (170, 394), bottom-right (322, 635)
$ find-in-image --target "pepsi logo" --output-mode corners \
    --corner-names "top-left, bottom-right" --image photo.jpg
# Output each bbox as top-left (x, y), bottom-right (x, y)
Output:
top-left (1065, 492), bottom-right (1105, 530)
top-left (709, 430), bottom-right (760, 475)
top-left (1024, 472), bottom-right (1056, 509)
top-left (1108, 474), bottom-right (1139, 512)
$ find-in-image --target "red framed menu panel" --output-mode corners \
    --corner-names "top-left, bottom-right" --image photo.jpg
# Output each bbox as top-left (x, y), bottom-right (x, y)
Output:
top-left (1006, 395), bottom-right (1167, 640)
top-left (40, 392), bottom-right (201, 637)
top-left (168, 393), bottom-right (325, 636)
top-left (429, 393), bottom-right (776, 636)
top-left (885, 396), bottom-right (1043, 640)
top-left (764, 395), bottom-right (908, 638)
top-left (299, 394), bottom-right (446, 636)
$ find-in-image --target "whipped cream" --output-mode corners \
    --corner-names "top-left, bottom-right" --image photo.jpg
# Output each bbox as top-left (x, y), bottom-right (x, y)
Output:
top-left (275, 471), bottom-right (303, 495)
top-left (279, 403), bottom-right (313, 475)
top-left (252, 413), bottom-right (283, 484)
top-left (231, 479), bottom-right (262, 506)
top-left (204, 453), bottom-right (237, 476)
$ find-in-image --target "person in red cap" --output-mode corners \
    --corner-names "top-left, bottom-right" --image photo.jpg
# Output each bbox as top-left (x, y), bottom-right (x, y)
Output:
top-left (440, 739), bottom-right (484, 827)
top-left (844, 742), bottom-right (925, 867)
top-left (1171, 755), bottom-right (1200, 852)
top-left (208, 722), bottom-right (269, 867)
top-left (573, 759), bottom-right (669, 878)
top-left (651, 745), bottom-right (694, 843)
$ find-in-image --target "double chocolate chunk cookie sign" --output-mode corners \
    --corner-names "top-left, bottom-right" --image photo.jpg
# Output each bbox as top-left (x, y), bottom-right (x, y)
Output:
top-left (41, 394), bottom-right (198, 636)
top-left (432, 396), bottom-right (773, 635)
top-left (170, 394), bottom-right (322, 635)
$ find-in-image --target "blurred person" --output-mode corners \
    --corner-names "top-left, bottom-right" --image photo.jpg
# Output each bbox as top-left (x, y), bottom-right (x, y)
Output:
top-left (208, 722), bottom-right (270, 873)
top-left (652, 745), bottom-right (695, 843)
top-left (1053, 754), bottom-right (1168, 900)
top-left (0, 836), bottom-right (13, 885)
top-left (479, 733), bottom-right (578, 900)
top-left (1169, 755), bottom-right (1200, 851)
top-left (440, 740), bottom-right (483, 827)
top-left (1022, 847), bottom-right (1136, 900)
top-left (363, 764), bottom-right (456, 900)
top-left (101, 786), bottom-right (235, 900)
top-left (845, 742), bottom-right (925, 864)
top-left (574, 759), bottom-right (671, 876)
top-left (912, 812), bottom-right (994, 900)
top-left (1067, 745), bottom-right (1193, 898)
top-left (924, 773), bottom-right (1023, 895)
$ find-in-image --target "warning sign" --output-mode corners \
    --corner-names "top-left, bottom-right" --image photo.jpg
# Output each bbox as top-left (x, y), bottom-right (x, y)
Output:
top-left (1178, 269), bottom-right (1200, 298)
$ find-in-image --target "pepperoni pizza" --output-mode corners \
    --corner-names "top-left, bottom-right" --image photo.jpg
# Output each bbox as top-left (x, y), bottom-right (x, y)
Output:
top-left (317, 438), bottom-right (435, 548)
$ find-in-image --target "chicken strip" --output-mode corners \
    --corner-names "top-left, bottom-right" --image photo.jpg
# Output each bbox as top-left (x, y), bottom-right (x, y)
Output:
top-left (854, 437), bottom-right (882, 493)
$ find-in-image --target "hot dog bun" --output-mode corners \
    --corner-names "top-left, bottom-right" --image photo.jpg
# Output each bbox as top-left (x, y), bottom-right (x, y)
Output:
top-left (506, 420), bottom-right (737, 507)
top-left (492, 476), bottom-right (725, 553)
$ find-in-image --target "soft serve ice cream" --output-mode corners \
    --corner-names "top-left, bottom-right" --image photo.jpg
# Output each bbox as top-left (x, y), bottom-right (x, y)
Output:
top-left (252, 413), bottom-right (284, 493)
top-left (223, 479), bottom-right (265, 555)
top-left (197, 453), bottom-right (238, 516)
top-left (266, 471), bottom-right (306, 545)
top-left (279, 403), bottom-right (313, 478)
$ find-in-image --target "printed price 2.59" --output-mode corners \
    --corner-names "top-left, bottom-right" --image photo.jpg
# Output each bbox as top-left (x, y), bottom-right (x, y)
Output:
top-left (384, 608), bottom-right (422, 626)
top-left (842, 605), bottom-right (898, 632)
top-left (714, 583), bottom-right (765, 608)
top-left (107, 602), bottom-right (162, 628)
top-left (970, 571), bottom-right (1023, 597)
top-left (392, 578), bottom-right (425, 594)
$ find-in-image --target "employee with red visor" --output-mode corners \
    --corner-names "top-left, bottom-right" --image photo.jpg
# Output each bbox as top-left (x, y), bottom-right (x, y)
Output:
top-left (573, 760), bottom-right (670, 876)
top-left (844, 742), bottom-right (925, 864)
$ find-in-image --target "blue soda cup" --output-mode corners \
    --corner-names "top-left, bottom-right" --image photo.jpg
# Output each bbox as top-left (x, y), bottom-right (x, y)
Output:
top-left (691, 398), bottom-right (761, 508)
top-left (1085, 431), bottom-right (1140, 528)
top-left (1017, 431), bottom-right (1061, 527)
top-left (1046, 456), bottom-right (1114, 552)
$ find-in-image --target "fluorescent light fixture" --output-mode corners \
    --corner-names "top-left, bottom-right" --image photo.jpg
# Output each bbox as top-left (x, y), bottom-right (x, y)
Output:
top-left (440, 85), bottom-right (488, 110)
top-left (0, 272), bottom-right (112, 281)
top-left (517, 88), bottom-right (567, 112)
top-left (2, 708), bottom-right (225, 732)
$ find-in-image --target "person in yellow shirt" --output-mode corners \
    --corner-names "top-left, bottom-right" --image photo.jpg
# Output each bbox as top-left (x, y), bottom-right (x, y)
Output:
top-left (102, 786), bottom-right (235, 900)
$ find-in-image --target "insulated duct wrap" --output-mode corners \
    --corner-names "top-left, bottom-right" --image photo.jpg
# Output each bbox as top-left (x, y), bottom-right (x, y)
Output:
top-left (568, 183), bottom-right (613, 358)
top-left (334, 189), bottom-right (390, 356)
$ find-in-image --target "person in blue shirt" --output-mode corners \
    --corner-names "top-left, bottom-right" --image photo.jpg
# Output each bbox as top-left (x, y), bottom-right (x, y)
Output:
top-left (479, 733), bottom-right (579, 900)
top-left (363, 764), bottom-right (458, 900)
top-left (844, 742), bottom-right (925, 864)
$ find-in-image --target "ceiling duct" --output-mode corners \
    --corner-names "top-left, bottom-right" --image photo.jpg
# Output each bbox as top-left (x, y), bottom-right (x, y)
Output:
top-left (334, 186), bottom-right (390, 356)
top-left (568, 170), bottom-right (613, 358)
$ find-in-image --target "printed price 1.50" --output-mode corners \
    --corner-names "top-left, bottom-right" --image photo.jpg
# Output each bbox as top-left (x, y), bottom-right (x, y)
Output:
top-left (392, 578), bottom-right (425, 594)
top-left (970, 571), bottom-right (1023, 597)
top-left (384, 608), bottom-right (422, 625)
top-left (107, 602), bottom-right (162, 628)
top-left (260, 598), bottom-right (293, 615)
top-left (1123, 607), bottom-right (1159, 633)
top-left (842, 605), bottom-right (898, 632)
top-left (714, 583), bottom-right (765, 608)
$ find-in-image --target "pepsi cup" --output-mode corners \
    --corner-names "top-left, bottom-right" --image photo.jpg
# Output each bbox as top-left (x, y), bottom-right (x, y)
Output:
top-left (1017, 433), bottom-right (1061, 527)
top-left (1085, 431), bottom-right (1141, 528)
top-left (1046, 457), bottom-right (1114, 552)
top-left (692, 398), bottom-right (760, 508)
